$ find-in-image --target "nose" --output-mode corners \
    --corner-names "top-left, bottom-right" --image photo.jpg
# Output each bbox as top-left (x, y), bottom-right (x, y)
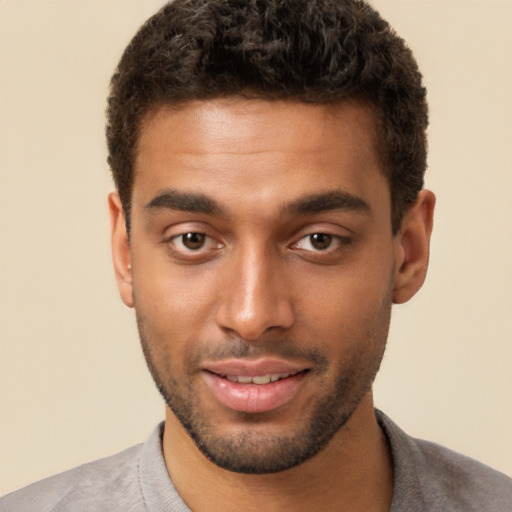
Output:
top-left (215, 246), bottom-right (295, 341)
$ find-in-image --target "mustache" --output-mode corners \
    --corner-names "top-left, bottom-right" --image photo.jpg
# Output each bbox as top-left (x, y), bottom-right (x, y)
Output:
top-left (135, 310), bottom-right (329, 371)
top-left (190, 336), bottom-right (329, 370)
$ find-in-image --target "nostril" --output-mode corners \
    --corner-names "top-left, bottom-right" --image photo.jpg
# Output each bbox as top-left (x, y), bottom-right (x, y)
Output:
top-left (214, 264), bottom-right (294, 338)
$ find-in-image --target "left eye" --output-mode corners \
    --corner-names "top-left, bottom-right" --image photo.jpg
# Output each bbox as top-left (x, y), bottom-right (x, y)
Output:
top-left (294, 233), bottom-right (339, 252)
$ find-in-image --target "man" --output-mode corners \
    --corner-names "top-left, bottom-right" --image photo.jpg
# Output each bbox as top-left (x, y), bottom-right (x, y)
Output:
top-left (1, 0), bottom-right (511, 510)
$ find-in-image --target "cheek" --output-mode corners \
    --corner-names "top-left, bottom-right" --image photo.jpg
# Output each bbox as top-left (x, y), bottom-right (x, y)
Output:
top-left (295, 256), bottom-right (394, 346)
top-left (131, 257), bottom-right (221, 341)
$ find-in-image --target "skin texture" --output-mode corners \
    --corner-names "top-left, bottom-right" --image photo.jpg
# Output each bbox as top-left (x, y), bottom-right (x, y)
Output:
top-left (110, 98), bottom-right (435, 511)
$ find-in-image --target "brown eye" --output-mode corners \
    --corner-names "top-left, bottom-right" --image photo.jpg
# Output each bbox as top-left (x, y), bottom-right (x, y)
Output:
top-left (309, 233), bottom-right (332, 250)
top-left (293, 231), bottom-right (351, 261)
top-left (181, 232), bottom-right (206, 250)
top-left (167, 231), bottom-right (223, 260)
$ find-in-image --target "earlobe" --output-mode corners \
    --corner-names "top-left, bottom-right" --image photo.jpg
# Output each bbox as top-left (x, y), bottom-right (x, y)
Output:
top-left (393, 190), bottom-right (436, 304)
top-left (108, 192), bottom-right (134, 308)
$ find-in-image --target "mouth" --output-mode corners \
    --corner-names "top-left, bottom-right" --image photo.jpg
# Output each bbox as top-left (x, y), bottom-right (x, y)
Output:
top-left (213, 370), bottom-right (304, 385)
top-left (201, 363), bottom-right (310, 414)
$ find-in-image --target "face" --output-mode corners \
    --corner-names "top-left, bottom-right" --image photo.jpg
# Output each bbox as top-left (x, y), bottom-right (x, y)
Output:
top-left (112, 99), bottom-right (410, 474)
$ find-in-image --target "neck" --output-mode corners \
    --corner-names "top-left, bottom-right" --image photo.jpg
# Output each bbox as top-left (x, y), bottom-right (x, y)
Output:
top-left (162, 392), bottom-right (393, 512)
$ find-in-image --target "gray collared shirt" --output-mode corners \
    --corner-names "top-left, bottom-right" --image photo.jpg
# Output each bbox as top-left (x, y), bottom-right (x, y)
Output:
top-left (2, 411), bottom-right (511, 511)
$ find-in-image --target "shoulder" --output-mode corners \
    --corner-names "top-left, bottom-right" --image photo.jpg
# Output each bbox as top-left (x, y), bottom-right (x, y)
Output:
top-left (376, 410), bottom-right (512, 512)
top-left (0, 443), bottom-right (144, 512)
top-left (414, 437), bottom-right (512, 510)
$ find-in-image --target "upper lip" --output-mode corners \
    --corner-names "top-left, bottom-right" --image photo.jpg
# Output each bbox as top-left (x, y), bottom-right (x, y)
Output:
top-left (202, 358), bottom-right (309, 377)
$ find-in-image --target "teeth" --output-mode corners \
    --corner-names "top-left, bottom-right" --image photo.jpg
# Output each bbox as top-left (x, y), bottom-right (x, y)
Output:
top-left (252, 375), bottom-right (271, 385)
top-left (224, 373), bottom-right (292, 385)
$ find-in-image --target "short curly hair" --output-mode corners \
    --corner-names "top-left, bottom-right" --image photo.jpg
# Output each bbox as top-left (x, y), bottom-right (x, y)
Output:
top-left (106, 0), bottom-right (427, 233)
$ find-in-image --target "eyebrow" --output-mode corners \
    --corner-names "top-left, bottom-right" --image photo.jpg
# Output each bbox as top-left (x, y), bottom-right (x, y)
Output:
top-left (145, 189), bottom-right (223, 215)
top-left (144, 188), bottom-right (370, 217)
top-left (285, 191), bottom-right (371, 215)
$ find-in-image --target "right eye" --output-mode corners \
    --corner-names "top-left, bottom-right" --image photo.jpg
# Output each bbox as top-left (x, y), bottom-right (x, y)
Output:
top-left (174, 232), bottom-right (208, 251)
top-left (166, 231), bottom-right (223, 260)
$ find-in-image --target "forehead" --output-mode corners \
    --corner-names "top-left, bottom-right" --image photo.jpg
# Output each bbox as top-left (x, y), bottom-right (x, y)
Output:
top-left (133, 98), bottom-right (389, 220)
top-left (137, 98), bottom-right (381, 162)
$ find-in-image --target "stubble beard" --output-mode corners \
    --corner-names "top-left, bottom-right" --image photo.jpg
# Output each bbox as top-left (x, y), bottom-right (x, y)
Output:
top-left (160, 365), bottom-right (383, 474)
top-left (135, 290), bottom-right (392, 474)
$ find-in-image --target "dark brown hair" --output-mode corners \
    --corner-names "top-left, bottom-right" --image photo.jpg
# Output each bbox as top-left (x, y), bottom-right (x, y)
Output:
top-left (106, 0), bottom-right (427, 233)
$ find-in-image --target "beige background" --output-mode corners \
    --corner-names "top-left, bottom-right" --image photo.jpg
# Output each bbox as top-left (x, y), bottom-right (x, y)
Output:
top-left (1, 0), bottom-right (511, 496)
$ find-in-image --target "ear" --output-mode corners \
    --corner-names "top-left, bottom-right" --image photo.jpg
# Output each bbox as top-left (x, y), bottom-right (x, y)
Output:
top-left (393, 189), bottom-right (436, 304)
top-left (108, 192), bottom-right (134, 308)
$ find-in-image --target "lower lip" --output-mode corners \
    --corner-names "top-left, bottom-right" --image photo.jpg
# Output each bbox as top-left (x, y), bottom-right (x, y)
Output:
top-left (202, 371), bottom-right (307, 414)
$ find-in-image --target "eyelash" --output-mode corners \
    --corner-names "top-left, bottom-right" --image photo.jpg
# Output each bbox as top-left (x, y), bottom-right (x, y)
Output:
top-left (166, 232), bottom-right (222, 257)
top-left (292, 233), bottom-right (351, 253)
